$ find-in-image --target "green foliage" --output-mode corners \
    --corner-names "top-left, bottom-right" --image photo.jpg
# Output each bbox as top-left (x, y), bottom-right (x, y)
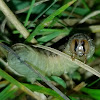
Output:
top-left (24, 83), bottom-right (64, 100)
top-left (8, 0), bottom-right (31, 10)
top-left (26, 0), bottom-right (76, 42)
top-left (37, 28), bottom-right (70, 43)
top-left (0, 68), bottom-right (64, 100)
top-left (0, 84), bottom-right (18, 100)
top-left (0, 0), bottom-right (100, 100)
top-left (81, 87), bottom-right (100, 100)
top-left (51, 76), bottom-right (67, 88)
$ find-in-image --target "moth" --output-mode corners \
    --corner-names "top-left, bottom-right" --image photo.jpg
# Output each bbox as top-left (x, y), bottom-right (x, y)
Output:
top-left (64, 33), bottom-right (95, 63)
top-left (7, 33), bottom-right (95, 82)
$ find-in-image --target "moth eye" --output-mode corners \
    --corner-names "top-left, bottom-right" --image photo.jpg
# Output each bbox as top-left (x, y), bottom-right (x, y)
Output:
top-left (81, 40), bottom-right (89, 55)
top-left (70, 39), bottom-right (79, 60)
top-left (70, 39), bottom-right (79, 54)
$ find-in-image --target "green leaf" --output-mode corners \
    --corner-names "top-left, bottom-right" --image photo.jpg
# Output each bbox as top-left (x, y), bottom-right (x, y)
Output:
top-left (0, 68), bottom-right (65, 100)
top-left (70, 72), bottom-right (81, 80)
top-left (95, 46), bottom-right (100, 56)
top-left (8, 0), bottom-right (30, 11)
top-left (0, 84), bottom-right (18, 100)
top-left (25, 0), bottom-right (77, 42)
top-left (67, 6), bottom-right (89, 16)
top-left (24, 0), bottom-right (35, 26)
top-left (23, 83), bottom-right (65, 100)
top-left (87, 78), bottom-right (100, 87)
top-left (37, 29), bottom-right (70, 43)
top-left (51, 76), bottom-right (67, 88)
top-left (29, 0), bottom-right (57, 26)
top-left (81, 0), bottom-right (90, 12)
top-left (0, 68), bottom-right (37, 98)
top-left (81, 87), bottom-right (100, 100)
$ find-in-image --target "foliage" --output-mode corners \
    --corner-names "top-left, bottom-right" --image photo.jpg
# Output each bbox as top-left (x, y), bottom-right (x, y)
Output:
top-left (0, 0), bottom-right (100, 100)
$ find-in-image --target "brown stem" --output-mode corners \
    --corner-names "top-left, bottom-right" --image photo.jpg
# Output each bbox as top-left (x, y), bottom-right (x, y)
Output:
top-left (0, 0), bottom-right (37, 43)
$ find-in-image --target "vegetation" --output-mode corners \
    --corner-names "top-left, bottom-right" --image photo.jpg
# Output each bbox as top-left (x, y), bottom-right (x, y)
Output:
top-left (0, 0), bottom-right (100, 100)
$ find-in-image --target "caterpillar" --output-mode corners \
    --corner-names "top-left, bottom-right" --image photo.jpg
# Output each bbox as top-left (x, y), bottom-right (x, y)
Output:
top-left (7, 33), bottom-right (95, 82)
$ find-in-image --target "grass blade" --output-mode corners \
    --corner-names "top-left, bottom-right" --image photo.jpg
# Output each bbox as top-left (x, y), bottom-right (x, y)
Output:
top-left (0, 68), bottom-right (42, 100)
top-left (24, 0), bottom-right (35, 26)
top-left (25, 0), bottom-right (77, 42)
top-left (0, 84), bottom-right (18, 100)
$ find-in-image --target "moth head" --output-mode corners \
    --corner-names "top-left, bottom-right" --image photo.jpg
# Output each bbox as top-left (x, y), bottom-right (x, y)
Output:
top-left (70, 39), bottom-right (89, 57)
top-left (64, 33), bottom-right (95, 63)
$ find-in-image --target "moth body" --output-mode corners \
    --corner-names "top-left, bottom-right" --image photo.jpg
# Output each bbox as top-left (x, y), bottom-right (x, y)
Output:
top-left (7, 33), bottom-right (95, 82)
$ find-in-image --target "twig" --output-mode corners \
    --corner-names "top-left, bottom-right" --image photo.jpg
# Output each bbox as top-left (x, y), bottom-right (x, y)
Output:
top-left (79, 10), bottom-right (100, 24)
top-left (0, 18), bottom-right (7, 33)
top-left (73, 82), bottom-right (86, 91)
top-left (89, 25), bottom-right (100, 33)
top-left (0, 0), bottom-right (37, 43)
